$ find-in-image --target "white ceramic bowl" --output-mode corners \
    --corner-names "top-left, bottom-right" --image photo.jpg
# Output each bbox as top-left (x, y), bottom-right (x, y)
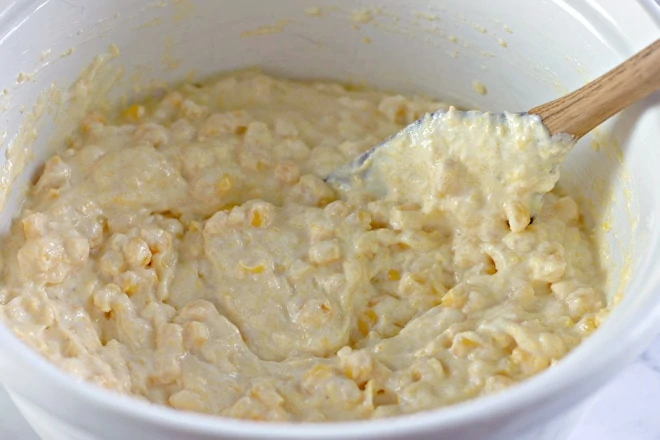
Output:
top-left (0, 1), bottom-right (659, 439)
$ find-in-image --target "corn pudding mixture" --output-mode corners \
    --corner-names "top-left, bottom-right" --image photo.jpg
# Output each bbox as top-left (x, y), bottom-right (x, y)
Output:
top-left (0, 72), bottom-right (606, 421)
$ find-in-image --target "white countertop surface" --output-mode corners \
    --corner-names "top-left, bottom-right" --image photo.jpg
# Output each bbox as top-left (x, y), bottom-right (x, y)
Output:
top-left (2, 334), bottom-right (660, 440)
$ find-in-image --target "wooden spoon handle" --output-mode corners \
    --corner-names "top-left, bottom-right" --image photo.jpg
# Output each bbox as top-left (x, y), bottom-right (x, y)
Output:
top-left (529, 39), bottom-right (660, 139)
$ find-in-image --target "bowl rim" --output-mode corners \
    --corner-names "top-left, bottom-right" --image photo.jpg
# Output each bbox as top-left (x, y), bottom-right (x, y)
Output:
top-left (1, 0), bottom-right (660, 438)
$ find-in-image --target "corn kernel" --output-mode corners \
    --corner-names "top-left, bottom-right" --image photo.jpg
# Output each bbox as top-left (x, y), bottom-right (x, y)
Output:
top-left (578, 315), bottom-right (598, 334)
top-left (170, 390), bottom-right (207, 413)
top-left (251, 211), bottom-right (262, 227)
top-left (504, 200), bottom-right (530, 233)
top-left (123, 104), bottom-right (145, 121)
top-left (357, 309), bottom-right (378, 335)
top-left (304, 364), bottom-right (333, 382)
top-left (216, 174), bottom-right (233, 193)
top-left (183, 321), bottom-right (210, 349)
top-left (120, 272), bottom-right (139, 295)
top-left (81, 112), bottom-right (106, 132)
top-left (239, 260), bottom-right (265, 274)
top-left (511, 348), bottom-right (549, 374)
top-left (510, 347), bottom-right (526, 365)
top-left (357, 318), bottom-right (369, 336)
top-left (387, 269), bottom-right (401, 281)
top-left (22, 213), bottom-right (47, 239)
top-left (559, 316), bottom-right (574, 328)
top-left (317, 196), bottom-right (335, 208)
top-left (450, 333), bottom-right (481, 357)
top-left (485, 262), bottom-right (497, 275)
top-left (308, 239), bottom-right (341, 265)
top-left (163, 91), bottom-right (183, 107)
top-left (442, 289), bottom-right (467, 309)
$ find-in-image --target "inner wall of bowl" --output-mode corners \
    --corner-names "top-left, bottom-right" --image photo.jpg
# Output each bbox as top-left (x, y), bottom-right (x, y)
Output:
top-left (0, 0), bottom-right (655, 310)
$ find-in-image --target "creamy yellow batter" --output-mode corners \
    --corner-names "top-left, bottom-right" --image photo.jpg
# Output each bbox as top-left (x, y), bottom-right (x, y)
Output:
top-left (0, 71), bottom-right (606, 422)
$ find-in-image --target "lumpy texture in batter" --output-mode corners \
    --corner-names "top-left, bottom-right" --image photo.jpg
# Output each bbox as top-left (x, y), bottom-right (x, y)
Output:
top-left (0, 71), bottom-right (607, 421)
